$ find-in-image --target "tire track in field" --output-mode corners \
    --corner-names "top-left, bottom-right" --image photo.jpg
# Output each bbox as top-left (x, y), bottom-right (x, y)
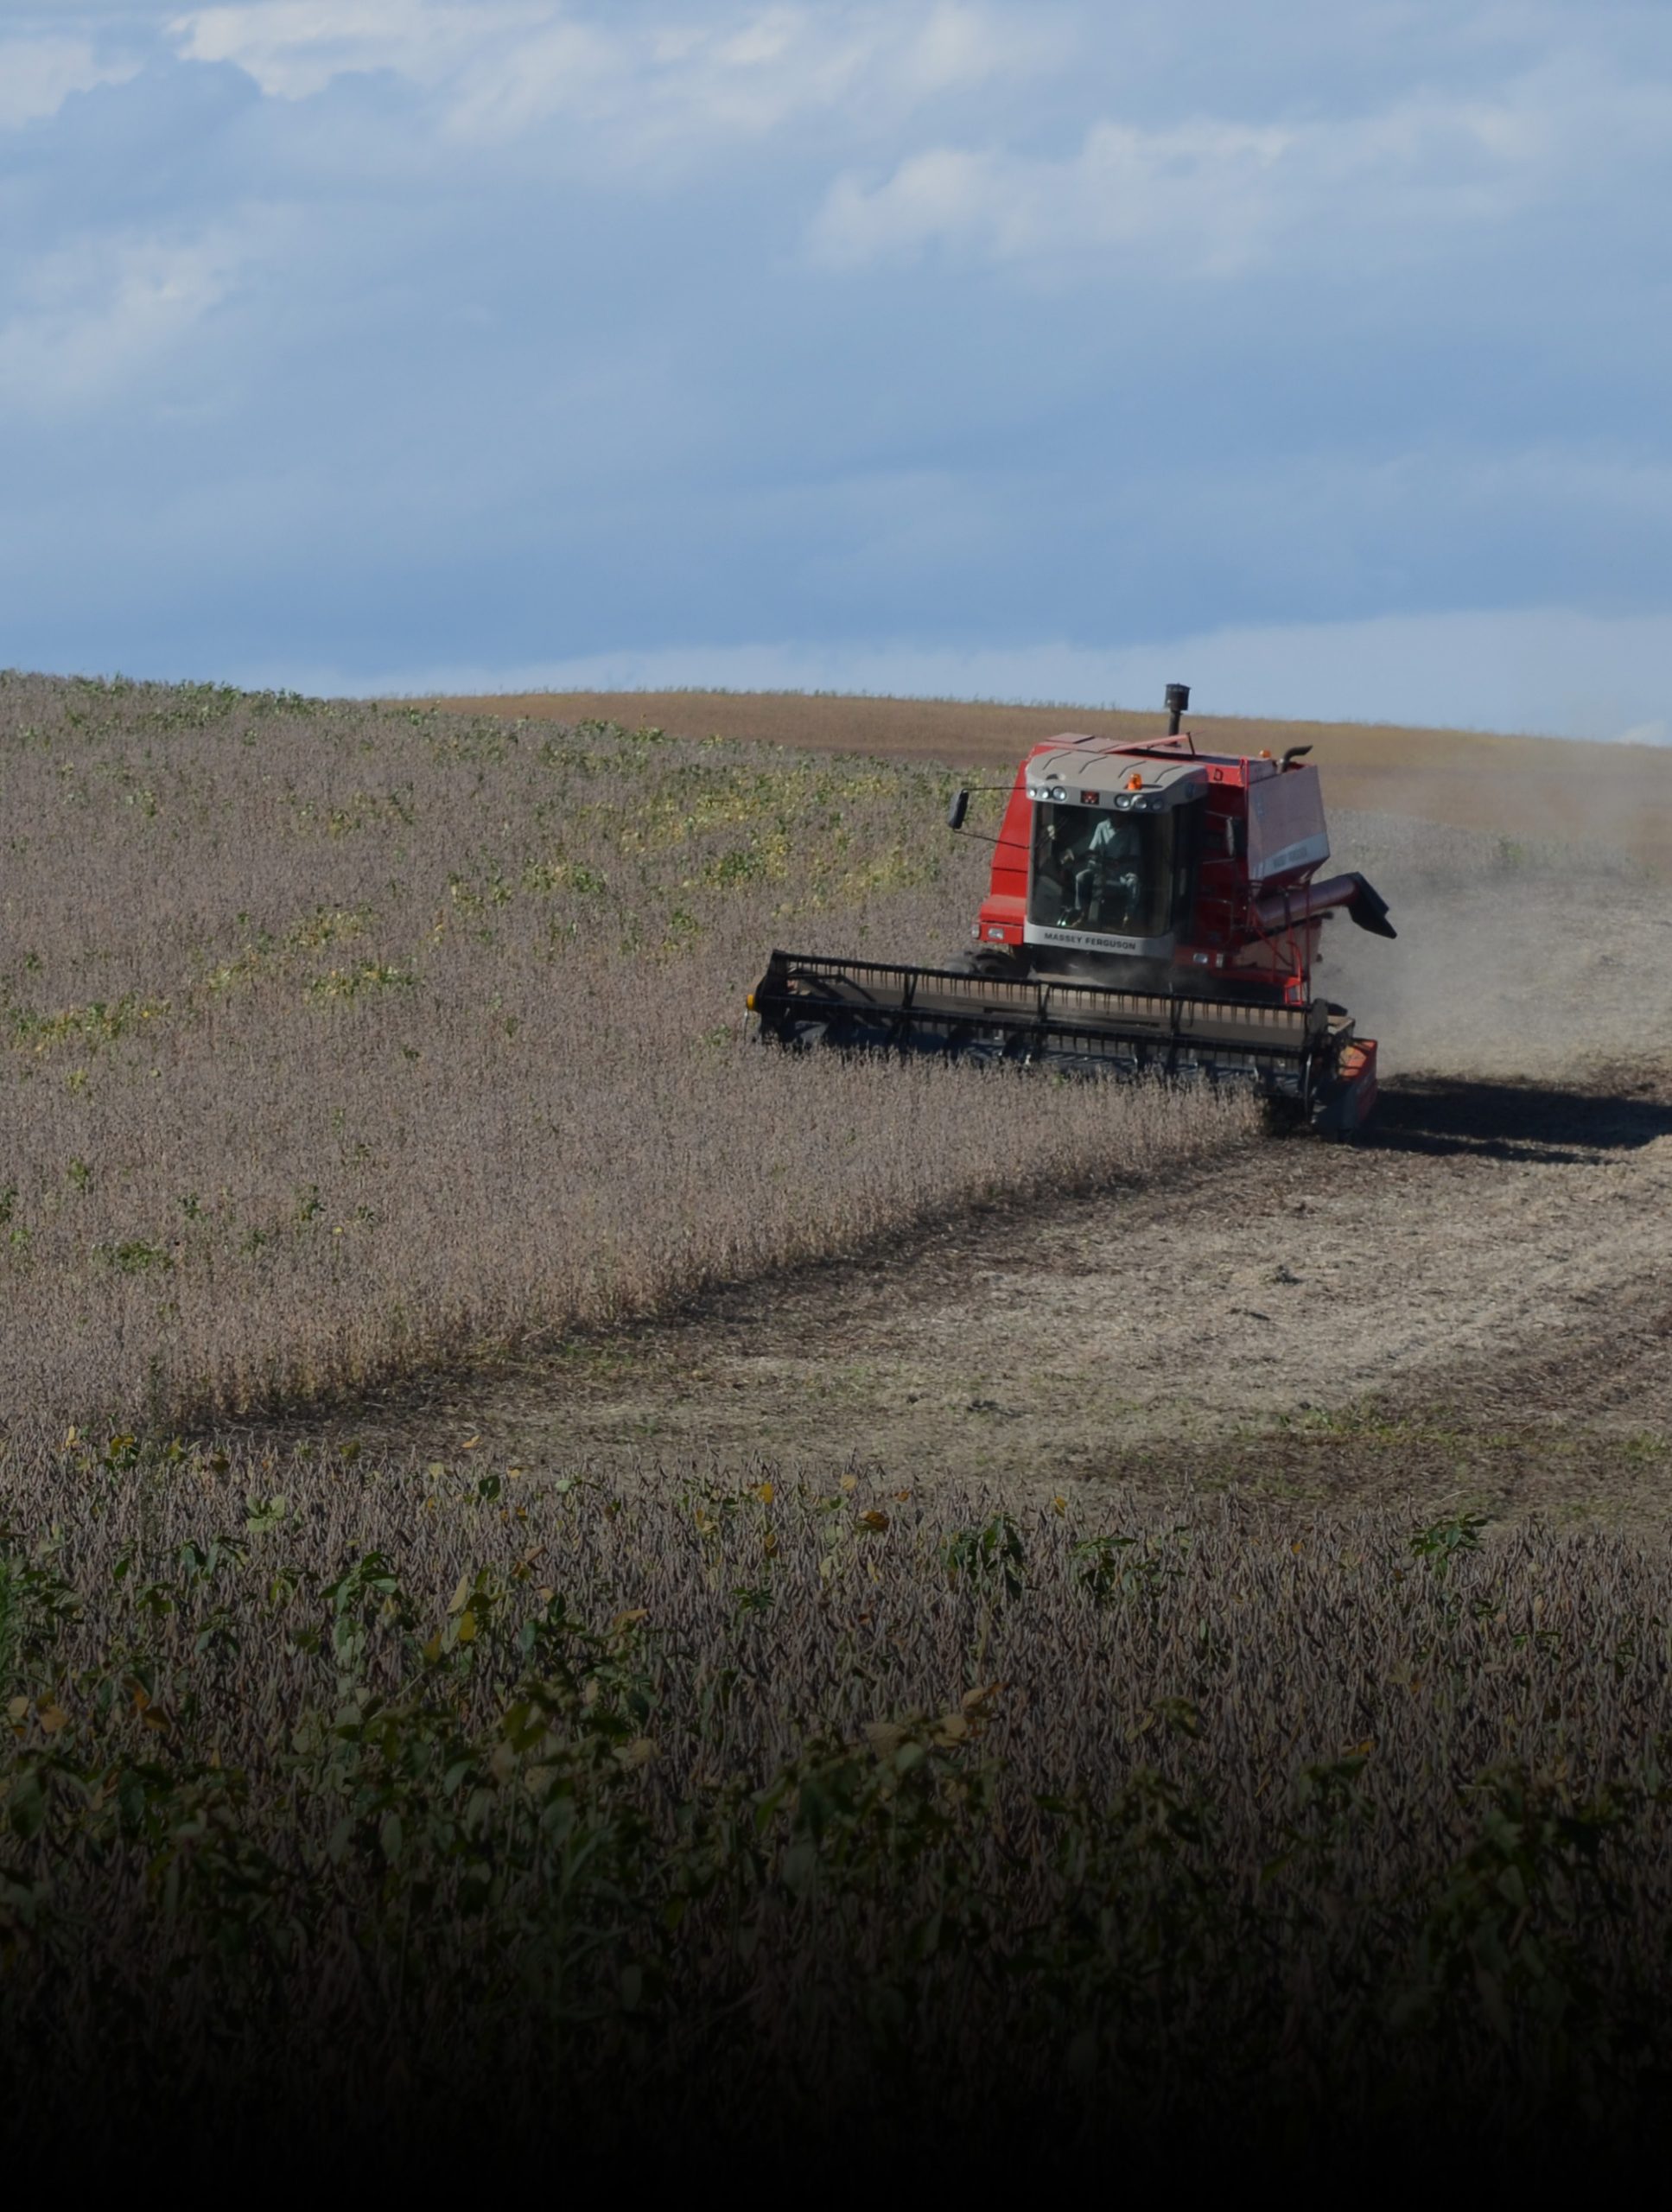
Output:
top-left (297, 1061), bottom-right (1672, 1525)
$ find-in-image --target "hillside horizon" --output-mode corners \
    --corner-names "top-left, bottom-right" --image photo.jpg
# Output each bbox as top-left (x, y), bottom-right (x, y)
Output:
top-left (435, 685), bottom-right (1672, 863)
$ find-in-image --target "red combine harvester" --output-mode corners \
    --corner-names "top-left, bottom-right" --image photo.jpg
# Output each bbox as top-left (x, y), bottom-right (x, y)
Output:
top-left (748, 684), bottom-right (1395, 1131)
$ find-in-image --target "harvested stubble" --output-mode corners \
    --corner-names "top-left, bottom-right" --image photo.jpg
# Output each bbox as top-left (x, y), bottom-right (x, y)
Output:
top-left (2, 1438), bottom-right (1670, 2168)
top-left (0, 674), bottom-right (1252, 1447)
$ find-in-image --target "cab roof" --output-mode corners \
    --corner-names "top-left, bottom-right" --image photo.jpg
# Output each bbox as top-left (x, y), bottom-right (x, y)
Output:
top-left (1023, 742), bottom-right (1211, 813)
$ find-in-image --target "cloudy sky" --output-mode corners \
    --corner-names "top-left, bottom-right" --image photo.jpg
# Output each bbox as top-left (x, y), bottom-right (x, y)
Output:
top-left (3, 2), bottom-right (1670, 734)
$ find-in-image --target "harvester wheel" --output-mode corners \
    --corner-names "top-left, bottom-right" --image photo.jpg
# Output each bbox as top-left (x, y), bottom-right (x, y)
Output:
top-left (1260, 1095), bottom-right (1312, 1139)
top-left (951, 1033), bottom-right (1015, 1067)
top-left (952, 945), bottom-right (1031, 982)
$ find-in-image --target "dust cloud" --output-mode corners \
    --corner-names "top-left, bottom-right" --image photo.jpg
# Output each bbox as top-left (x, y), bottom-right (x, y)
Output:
top-left (1322, 807), bottom-right (1672, 1078)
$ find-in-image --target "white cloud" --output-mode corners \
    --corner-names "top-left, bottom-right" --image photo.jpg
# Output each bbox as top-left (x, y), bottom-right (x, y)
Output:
top-left (440, 19), bottom-right (648, 144)
top-left (812, 118), bottom-right (1293, 274)
top-left (165, 3), bottom-right (546, 99)
top-left (904, 0), bottom-right (1053, 92)
top-left (0, 36), bottom-right (142, 130)
top-left (809, 57), bottom-right (1672, 276)
top-left (448, 3), bottom-right (1065, 154)
top-left (164, 2), bottom-right (1062, 153)
top-left (0, 233), bottom-right (248, 414)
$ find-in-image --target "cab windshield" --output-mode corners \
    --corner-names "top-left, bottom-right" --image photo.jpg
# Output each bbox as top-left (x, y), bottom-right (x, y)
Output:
top-left (1027, 802), bottom-right (1177, 939)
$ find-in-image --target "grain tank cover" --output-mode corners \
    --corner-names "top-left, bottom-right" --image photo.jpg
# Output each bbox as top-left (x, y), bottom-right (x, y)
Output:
top-left (1247, 763), bottom-right (1329, 881)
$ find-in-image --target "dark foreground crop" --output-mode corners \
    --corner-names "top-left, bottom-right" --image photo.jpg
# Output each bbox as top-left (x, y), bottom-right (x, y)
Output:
top-left (3, 1440), bottom-right (1671, 2175)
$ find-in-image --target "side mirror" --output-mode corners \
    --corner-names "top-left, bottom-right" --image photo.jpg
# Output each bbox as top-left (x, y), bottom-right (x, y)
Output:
top-left (946, 788), bottom-right (970, 830)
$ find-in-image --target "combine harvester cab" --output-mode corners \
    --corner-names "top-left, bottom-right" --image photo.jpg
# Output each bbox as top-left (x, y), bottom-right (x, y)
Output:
top-left (748, 685), bottom-right (1395, 1133)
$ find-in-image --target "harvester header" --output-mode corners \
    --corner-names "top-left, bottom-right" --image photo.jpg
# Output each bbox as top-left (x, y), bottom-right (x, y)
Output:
top-left (748, 687), bottom-right (1395, 1132)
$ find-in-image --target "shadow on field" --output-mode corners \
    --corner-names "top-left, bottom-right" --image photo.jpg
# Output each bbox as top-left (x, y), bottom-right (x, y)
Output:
top-left (1375, 1068), bottom-right (1672, 1160)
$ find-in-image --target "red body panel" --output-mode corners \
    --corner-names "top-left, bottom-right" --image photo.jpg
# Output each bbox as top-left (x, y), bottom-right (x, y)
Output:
top-left (975, 731), bottom-right (1332, 1006)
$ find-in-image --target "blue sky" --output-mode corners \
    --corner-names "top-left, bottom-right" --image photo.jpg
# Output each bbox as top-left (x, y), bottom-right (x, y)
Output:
top-left (3, 2), bottom-right (1670, 735)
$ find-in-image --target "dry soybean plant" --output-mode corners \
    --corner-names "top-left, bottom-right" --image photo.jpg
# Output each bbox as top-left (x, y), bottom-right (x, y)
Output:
top-left (2, 1437), bottom-right (1670, 2165)
top-left (0, 675), bottom-right (1253, 1448)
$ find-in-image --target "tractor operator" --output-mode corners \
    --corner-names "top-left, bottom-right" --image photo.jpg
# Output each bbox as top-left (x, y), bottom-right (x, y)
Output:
top-left (1048, 809), bottom-right (1144, 930)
